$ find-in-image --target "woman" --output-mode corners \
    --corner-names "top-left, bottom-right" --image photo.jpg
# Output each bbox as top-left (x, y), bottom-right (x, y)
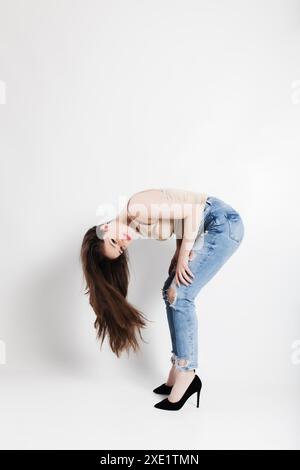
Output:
top-left (80, 188), bottom-right (244, 411)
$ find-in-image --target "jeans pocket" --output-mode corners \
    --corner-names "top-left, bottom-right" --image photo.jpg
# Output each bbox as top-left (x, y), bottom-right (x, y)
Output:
top-left (225, 212), bottom-right (244, 243)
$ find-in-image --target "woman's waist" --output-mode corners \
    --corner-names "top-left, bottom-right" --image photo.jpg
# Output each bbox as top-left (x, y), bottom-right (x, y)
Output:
top-left (204, 195), bottom-right (241, 219)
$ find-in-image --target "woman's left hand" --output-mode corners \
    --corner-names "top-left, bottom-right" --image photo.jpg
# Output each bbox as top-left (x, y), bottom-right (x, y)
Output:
top-left (174, 251), bottom-right (195, 287)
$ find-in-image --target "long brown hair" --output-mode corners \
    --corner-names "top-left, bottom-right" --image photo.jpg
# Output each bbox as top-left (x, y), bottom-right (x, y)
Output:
top-left (80, 226), bottom-right (148, 357)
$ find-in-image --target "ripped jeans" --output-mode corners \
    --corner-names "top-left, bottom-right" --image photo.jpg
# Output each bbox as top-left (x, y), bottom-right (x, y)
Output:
top-left (161, 196), bottom-right (245, 372)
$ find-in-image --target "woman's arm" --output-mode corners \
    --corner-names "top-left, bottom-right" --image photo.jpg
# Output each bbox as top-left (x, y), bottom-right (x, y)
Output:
top-left (178, 206), bottom-right (205, 255)
top-left (176, 238), bottom-right (182, 251)
top-left (168, 238), bottom-right (183, 275)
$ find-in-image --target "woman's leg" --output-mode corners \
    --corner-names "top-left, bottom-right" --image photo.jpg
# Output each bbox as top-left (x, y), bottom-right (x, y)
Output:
top-left (162, 202), bottom-right (244, 399)
top-left (161, 274), bottom-right (179, 385)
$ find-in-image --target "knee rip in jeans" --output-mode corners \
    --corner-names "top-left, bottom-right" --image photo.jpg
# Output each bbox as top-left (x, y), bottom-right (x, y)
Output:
top-left (163, 249), bottom-right (200, 307)
top-left (167, 285), bottom-right (177, 306)
top-left (166, 282), bottom-right (192, 308)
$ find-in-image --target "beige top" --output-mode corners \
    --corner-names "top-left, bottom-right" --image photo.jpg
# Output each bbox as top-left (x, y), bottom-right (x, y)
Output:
top-left (127, 188), bottom-right (208, 240)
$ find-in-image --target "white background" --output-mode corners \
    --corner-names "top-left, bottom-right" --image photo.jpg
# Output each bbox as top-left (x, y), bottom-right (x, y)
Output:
top-left (0, 0), bottom-right (299, 450)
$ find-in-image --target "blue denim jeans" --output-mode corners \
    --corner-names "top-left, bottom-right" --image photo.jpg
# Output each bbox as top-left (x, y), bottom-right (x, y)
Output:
top-left (161, 196), bottom-right (245, 372)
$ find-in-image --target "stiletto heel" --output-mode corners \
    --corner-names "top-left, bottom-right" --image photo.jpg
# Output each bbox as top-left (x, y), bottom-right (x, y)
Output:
top-left (153, 369), bottom-right (195, 395)
top-left (154, 374), bottom-right (202, 410)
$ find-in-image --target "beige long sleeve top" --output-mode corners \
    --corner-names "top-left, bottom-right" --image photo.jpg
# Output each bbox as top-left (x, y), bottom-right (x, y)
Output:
top-left (127, 188), bottom-right (208, 241)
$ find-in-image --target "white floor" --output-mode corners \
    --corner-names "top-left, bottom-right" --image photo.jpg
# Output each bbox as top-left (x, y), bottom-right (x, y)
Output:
top-left (0, 367), bottom-right (299, 450)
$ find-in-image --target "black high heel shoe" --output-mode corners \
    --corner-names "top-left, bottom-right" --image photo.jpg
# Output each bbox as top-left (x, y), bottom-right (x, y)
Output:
top-left (153, 369), bottom-right (195, 395)
top-left (154, 374), bottom-right (202, 410)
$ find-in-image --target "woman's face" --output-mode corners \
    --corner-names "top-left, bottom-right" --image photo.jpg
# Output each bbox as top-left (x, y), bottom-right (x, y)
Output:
top-left (99, 219), bottom-right (138, 259)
